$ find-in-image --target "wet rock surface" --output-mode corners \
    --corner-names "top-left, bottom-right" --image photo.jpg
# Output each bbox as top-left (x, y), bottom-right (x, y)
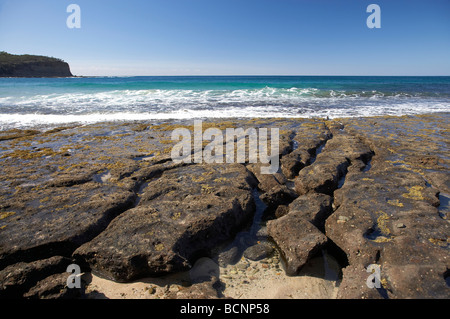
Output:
top-left (0, 115), bottom-right (449, 298)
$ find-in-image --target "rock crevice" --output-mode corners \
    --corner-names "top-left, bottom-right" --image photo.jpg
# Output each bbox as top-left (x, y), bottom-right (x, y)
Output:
top-left (268, 121), bottom-right (374, 277)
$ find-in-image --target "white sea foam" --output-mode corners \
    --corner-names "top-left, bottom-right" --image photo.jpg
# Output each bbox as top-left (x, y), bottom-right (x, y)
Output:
top-left (0, 87), bottom-right (391, 110)
top-left (0, 88), bottom-right (449, 129)
top-left (0, 101), bottom-right (448, 130)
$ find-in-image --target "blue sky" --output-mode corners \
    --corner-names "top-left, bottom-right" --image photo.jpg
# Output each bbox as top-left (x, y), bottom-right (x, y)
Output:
top-left (0, 0), bottom-right (449, 76)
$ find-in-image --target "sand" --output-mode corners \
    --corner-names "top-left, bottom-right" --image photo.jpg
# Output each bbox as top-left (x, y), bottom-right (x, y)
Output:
top-left (84, 249), bottom-right (341, 299)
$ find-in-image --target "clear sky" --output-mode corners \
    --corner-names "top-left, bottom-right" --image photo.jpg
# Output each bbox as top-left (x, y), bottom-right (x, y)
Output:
top-left (1, 0), bottom-right (449, 76)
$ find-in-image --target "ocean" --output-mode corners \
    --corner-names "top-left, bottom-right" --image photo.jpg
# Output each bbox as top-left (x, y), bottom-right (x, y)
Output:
top-left (0, 76), bottom-right (449, 129)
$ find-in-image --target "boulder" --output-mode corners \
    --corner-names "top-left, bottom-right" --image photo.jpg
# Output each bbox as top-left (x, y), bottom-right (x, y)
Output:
top-left (216, 246), bottom-right (241, 267)
top-left (243, 241), bottom-right (275, 261)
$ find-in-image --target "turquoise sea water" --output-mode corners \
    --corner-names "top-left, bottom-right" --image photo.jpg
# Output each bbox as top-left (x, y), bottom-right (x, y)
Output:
top-left (0, 76), bottom-right (449, 129)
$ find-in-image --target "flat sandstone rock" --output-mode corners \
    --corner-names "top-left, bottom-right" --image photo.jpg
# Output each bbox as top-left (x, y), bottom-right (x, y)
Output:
top-left (74, 164), bottom-right (257, 282)
top-left (0, 115), bottom-right (449, 298)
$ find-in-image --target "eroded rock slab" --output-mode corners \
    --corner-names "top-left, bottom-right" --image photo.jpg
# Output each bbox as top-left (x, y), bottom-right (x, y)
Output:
top-left (280, 122), bottom-right (331, 179)
top-left (0, 115), bottom-right (448, 299)
top-left (0, 256), bottom-right (72, 298)
top-left (325, 115), bottom-right (450, 299)
top-left (288, 193), bottom-right (333, 231)
top-left (0, 182), bottom-right (136, 269)
top-left (268, 215), bottom-right (327, 276)
top-left (327, 166), bottom-right (449, 298)
top-left (294, 132), bottom-right (372, 196)
top-left (74, 164), bottom-right (257, 282)
top-left (267, 192), bottom-right (333, 276)
top-left (23, 272), bottom-right (83, 299)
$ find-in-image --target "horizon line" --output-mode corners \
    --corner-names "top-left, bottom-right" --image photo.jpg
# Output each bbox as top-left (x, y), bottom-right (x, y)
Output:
top-left (72, 74), bottom-right (450, 77)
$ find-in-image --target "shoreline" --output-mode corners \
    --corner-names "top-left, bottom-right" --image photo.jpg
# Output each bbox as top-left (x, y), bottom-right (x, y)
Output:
top-left (0, 113), bottom-right (449, 299)
top-left (1, 111), bottom-right (449, 132)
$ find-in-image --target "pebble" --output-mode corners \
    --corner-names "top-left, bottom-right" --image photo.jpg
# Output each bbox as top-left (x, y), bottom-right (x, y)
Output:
top-left (169, 285), bottom-right (181, 293)
top-left (396, 223), bottom-right (406, 228)
top-left (337, 216), bottom-right (350, 224)
top-left (237, 263), bottom-right (249, 270)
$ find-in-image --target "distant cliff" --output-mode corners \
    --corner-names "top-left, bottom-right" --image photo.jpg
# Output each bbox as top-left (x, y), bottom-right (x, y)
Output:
top-left (0, 52), bottom-right (73, 77)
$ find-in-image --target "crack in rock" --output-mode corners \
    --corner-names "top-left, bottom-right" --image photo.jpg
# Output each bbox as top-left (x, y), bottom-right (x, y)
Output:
top-left (268, 124), bottom-right (375, 278)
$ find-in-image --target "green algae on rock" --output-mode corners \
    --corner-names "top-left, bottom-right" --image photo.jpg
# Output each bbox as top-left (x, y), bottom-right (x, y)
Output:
top-left (0, 114), bottom-right (449, 299)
